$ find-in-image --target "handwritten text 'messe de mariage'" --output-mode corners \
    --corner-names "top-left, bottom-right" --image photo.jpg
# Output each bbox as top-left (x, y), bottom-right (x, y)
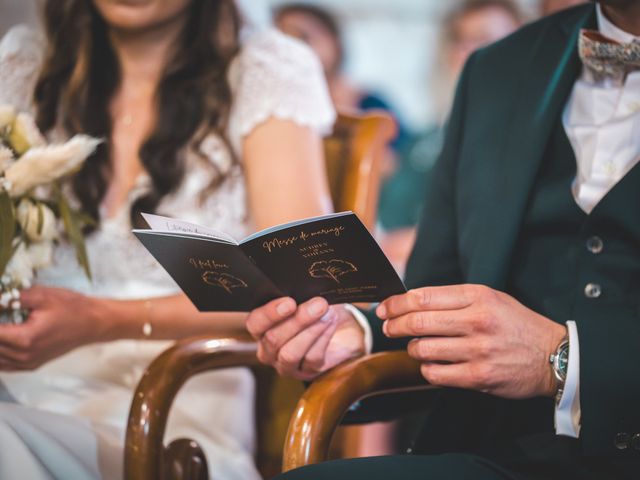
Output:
top-left (262, 226), bottom-right (345, 253)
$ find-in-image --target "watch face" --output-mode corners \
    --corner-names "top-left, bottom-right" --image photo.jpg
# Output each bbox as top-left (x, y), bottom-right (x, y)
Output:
top-left (557, 345), bottom-right (569, 379)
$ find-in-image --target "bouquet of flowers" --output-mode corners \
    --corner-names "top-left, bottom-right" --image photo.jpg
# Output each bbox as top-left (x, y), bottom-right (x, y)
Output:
top-left (0, 105), bottom-right (100, 324)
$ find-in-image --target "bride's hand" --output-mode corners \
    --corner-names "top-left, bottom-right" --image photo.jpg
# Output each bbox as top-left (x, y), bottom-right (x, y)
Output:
top-left (0, 286), bottom-right (107, 370)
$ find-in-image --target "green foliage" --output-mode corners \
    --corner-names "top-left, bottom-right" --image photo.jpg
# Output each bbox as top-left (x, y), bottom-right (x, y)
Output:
top-left (0, 190), bottom-right (16, 275)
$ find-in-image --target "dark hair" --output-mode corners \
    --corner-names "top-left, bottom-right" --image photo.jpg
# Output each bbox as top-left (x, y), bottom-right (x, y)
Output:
top-left (274, 3), bottom-right (344, 72)
top-left (445, 0), bottom-right (523, 42)
top-left (34, 0), bottom-right (241, 229)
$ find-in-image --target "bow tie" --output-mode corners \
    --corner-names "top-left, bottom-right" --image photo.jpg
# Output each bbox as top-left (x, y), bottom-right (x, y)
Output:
top-left (578, 29), bottom-right (640, 79)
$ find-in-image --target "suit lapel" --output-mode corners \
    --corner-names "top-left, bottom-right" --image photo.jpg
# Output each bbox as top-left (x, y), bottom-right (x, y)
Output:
top-left (476, 7), bottom-right (597, 289)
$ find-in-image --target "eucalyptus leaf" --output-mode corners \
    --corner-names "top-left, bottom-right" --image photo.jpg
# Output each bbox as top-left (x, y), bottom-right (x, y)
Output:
top-left (36, 201), bottom-right (45, 236)
top-left (0, 190), bottom-right (16, 275)
top-left (77, 212), bottom-right (97, 228)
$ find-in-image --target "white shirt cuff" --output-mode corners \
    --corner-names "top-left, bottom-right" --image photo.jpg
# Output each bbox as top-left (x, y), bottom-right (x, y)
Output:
top-left (344, 304), bottom-right (373, 354)
top-left (555, 320), bottom-right (581, 438)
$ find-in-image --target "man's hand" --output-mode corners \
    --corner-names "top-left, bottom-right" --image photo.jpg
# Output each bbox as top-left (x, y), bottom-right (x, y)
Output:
top-left (246, 297), bottom-right (365, 381)
top-left (378, 284), bottom-right (567, 399)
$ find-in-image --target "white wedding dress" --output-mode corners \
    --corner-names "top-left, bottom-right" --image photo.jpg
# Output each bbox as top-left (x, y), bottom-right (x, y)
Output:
top-left (0, 25), bottom-right (334, 480)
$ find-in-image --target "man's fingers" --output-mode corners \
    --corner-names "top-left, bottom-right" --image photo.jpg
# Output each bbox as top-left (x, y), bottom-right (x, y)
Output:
top-left (275, 316), bottom-right (336, 377)
top-left (246, 297), bottom-right (297, 339)
top-left (299, 319), bottom-right (338, 374)
top-left (383, 310), bottom-right (469, 338)
top-left (302, 319), bottom-right (339, 372)
top-left (257, 297), bottom-right (330, 364)
top-left (407, 337), bottom-right (471, 363)
top-left (420, 362), bottom-right (497, 393)
top-left (377, 285), bottom-right (475, 320)
top-left (419, 362), bottom-right (471, 388)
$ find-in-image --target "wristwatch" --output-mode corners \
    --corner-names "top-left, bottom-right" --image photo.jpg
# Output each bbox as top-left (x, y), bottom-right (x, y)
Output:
top-left (549, 335), bottom-right (569, 404)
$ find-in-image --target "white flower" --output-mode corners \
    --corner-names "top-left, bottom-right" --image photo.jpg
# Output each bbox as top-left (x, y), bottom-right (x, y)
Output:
top-left (4, 243), bottom-right (34, 287)
top-left (4, 135), bottom-right (102, 196)
top-left (16, 198), bottom-right (58, 242)
top-left (27, 241), bottom-right (53, 270)
top-left (0, 145), bottom-right (14, 175)
top-left (0, 292), bottom-right (10, 308)
top-left (0, 105), bottom-right (16, 131)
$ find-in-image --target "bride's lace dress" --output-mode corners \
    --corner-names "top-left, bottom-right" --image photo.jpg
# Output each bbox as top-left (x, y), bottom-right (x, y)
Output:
top-left (0, 25), bottom-right (334, 480)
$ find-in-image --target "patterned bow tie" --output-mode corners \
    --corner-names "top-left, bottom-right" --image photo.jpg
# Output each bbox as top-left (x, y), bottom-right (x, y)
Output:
top-left (578, 29), bottom-right (640, 79)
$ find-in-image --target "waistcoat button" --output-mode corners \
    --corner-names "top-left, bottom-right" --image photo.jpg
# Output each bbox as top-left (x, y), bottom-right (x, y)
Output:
top-left (586, 236), bottom-right (604, 254)
top-left (584, 283), bottom-right (602, 299)
top-left (615, 432), bottom-right (631, 450)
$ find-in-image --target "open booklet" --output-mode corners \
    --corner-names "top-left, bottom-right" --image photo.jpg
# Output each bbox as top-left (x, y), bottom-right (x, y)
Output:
top-left (133, 211), bottom-right (406, 312)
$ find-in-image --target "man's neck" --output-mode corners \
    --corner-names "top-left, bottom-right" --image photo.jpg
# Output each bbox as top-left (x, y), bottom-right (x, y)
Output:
top-left (600, 2), bottom-right (640, 36)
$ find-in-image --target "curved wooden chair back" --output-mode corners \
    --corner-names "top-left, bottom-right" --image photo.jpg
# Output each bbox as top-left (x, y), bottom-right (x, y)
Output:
top-left (124, 110), bottom-right (397, 480)
top-left (324, 111), bottom-right (396, 228)
top-left (282, 351), bottom-right (433, 472)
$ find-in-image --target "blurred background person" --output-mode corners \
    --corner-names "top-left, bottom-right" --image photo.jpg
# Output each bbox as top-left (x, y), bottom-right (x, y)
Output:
top-left (0, 0), bottom-right (335, 478)
top-left (377, 0), bottom-right (523, 276)
top-left (273, 1), bottom-right (413, 194)
top-left (274, 3), bottom-right (407, 135)
top-left (432, 0), bottom-right (524, 123)
top-left (540, 0), bottom-right (587, 16)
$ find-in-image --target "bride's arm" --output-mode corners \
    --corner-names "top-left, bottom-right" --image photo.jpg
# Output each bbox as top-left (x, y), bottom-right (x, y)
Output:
top-left (99, 117), bottom-right (333, 342)
top-left (0, 117), bottom-right (331, 370)
top-left (243, 118), bottom-right (332, 229)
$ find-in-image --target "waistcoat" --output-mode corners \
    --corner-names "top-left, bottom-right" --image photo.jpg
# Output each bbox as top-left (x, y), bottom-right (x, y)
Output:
top-left (414, 117), bottom-right (640, 458)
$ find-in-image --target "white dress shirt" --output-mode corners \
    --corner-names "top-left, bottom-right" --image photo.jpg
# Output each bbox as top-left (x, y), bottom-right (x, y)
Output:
top-left (565, 6), bottom-right (640, 214)
top-left (351, 4), bottom-right (640, 441)
top-left (557, 4), bottom-right (640, 438)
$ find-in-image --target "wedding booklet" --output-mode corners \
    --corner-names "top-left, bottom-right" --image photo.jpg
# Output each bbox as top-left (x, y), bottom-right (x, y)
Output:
top-left (133, 212), bottom-right (406, 312)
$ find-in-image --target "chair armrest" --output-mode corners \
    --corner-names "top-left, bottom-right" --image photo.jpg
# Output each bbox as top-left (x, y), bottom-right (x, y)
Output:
top-left (282, 351), bottom-right (436, 472)
top-left (124, 333), bottom-right (259, 480)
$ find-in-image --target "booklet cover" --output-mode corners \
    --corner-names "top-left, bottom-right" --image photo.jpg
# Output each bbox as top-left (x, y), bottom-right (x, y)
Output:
top-left (133, 212), bottom-right (406, 312)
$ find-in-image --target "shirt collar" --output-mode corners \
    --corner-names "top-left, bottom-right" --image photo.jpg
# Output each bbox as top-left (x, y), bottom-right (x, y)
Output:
top-left (597, 4), bottom-right (640, 44)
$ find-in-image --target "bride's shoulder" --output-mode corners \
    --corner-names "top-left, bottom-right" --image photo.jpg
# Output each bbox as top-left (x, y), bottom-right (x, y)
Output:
top-left (0, 25), bottom-right (46, 110)
top-left (225, 28), bottom-right (335, 151)
top-left (0, 24), bottom-right (44, 57)
top-left (230, 28), bottom-right (324, 85)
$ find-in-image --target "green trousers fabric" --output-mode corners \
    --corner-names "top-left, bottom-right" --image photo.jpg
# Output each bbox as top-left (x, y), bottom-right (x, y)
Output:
top-left (275, 448), bottom-right (634, 480)
top-left (276, 455), bottom-right (519, 480)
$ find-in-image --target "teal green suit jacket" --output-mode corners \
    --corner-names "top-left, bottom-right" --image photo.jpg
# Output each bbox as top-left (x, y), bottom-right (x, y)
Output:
top-left (368, 4), bottom-right (640, 465)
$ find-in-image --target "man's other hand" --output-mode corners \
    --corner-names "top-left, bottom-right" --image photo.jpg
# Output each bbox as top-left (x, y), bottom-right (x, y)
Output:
top-left (247, 297), bottom-right (366, 381)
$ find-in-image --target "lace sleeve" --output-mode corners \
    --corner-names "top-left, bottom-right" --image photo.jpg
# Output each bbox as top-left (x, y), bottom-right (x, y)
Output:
top-left (0, 25), bottom-right (44, 112)
top-left (227, 29), bottom-right (336, 156)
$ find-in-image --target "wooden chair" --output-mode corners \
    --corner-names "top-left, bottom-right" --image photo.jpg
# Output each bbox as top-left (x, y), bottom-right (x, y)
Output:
top-left (124, 111), bottom-right (397, 480)
top-left (282, 351), bottom-right (436, 472)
